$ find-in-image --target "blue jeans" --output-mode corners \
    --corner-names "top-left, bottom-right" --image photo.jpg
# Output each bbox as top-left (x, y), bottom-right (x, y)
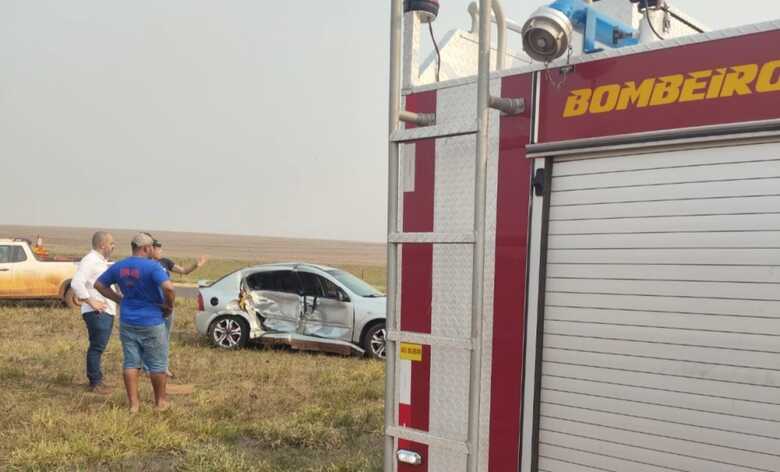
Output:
top-left (142, 313), bottom-right (173, 372)
top-left (120, 322), bottom-right (168, 373)
top-left (83, 311), bottom-right (114, 386)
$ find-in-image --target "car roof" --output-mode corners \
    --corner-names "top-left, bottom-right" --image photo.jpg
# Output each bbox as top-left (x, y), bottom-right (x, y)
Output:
top-left (242, 262), bottom-right (339, 273)
top-left (0, 238), bottom-right (29, 244)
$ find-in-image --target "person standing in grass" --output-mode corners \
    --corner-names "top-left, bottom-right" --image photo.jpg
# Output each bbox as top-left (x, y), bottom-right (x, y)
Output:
top-left (71, 231), bottom-right (116, 395)
top-left (143, 235), bottom-right (207, 378)
top-left (94, 233), bottom-right (176, 413)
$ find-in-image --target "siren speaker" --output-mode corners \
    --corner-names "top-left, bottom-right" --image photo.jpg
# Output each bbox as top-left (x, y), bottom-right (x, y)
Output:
top-left (521, 6), bottom-right (573, 62)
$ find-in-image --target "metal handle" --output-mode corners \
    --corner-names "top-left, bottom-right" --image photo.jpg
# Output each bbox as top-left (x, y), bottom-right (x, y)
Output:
top-left (385, 2), bottom-right (403, 471)
top-left (468, 0), bottom-right (509, 70)
top-left (399, 110), bottom-right (436, 127)
top-left (397, 449), bottom-right (424, 465)
top-left (467, 2), bottom-right (493, 471)
top-left (489, 96), bottom-right (525, 115)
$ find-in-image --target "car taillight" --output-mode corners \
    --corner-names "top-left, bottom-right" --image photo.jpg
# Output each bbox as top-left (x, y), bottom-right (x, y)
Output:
top-left (197, 292), bottom-right (204, 311)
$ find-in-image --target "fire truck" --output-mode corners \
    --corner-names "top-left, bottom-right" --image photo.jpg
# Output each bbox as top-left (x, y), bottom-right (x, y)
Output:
top-left (383, 1), bottom-right (780, 471)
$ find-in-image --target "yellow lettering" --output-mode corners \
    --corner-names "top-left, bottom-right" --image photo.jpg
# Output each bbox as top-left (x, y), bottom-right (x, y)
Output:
top-left (706, 68), bottom-right (727, 99)
top-left (649, 74), bottom-right (684, 106)
top-left (756, 60), bottom-right (780, 93)
top-left (563, 88), bottom-right (592, 117)
top-left (589, 84), bottom-right (621, 113)
top-left (560, 60), bottom-right (780, 117)
top-left (616, 78), bottom-right (655, 110)
top-left (720, 64), bottom-right (759, 97)
top-left (399, 342), bottom-right (423, 361)
top-left (679, 70), bottom-right (713, 102)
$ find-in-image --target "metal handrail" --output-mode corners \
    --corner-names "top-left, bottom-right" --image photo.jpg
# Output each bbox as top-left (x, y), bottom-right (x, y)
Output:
top-left (468, 0), bottom-right (511, 70)
top-left (492, 0), bottom-right (507, 70)
top-left (384, 1), bottom-right (403, 471)
top-left (468, 1), bottom-right (493, 471)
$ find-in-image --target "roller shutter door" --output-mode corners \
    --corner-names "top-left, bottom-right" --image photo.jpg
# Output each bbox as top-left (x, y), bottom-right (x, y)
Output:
top-left (537, 141), bottom-right (780, 472)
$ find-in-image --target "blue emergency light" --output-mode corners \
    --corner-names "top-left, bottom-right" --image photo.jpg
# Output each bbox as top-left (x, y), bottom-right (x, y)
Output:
top-left (404, 0), bottom-right (440, 23)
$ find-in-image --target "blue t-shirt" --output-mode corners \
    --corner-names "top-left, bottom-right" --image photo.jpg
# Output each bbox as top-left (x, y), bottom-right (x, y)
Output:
top-left (97, 256), bottom-right (170, 327)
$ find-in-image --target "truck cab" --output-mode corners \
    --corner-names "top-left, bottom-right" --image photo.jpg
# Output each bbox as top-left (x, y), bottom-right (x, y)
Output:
top-left (0, 238), bottom-right (78, 305)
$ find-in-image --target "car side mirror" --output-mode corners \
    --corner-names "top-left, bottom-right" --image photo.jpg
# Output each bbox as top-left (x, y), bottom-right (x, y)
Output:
top-left (339, 291), bottom-right (350, 303)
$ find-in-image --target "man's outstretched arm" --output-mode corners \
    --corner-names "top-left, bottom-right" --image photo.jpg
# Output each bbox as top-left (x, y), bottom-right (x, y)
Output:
top-left (172, 255), bottom-right (208, 275)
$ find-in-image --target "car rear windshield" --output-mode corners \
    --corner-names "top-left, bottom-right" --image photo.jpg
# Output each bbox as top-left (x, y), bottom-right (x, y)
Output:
top-left (327, 270), bottom-right (384, 298)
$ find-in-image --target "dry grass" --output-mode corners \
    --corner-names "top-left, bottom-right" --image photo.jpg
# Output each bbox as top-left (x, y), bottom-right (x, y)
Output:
top-left (0, 299), bottom-right (385, 471)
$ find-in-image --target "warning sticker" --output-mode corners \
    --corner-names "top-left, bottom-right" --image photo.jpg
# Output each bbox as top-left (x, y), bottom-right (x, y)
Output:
top-left (399, 342), bottom-right (423, 362)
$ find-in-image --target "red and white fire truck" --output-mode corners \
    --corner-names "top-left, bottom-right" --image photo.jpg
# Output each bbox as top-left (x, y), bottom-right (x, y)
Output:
top-left (383, 1), bottom-right (780, 471)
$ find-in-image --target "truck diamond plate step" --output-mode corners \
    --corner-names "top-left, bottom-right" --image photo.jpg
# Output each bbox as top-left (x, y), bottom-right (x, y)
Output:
top-left (389, 232), bottom-right (476, 244)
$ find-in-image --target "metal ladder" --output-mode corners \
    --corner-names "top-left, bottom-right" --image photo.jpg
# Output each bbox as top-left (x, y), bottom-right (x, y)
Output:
top-left (383, 1), bottom-right (505, 470)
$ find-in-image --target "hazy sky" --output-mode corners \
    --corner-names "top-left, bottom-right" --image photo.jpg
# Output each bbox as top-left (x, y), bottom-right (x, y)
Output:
top-left (0, 1), bottom-right (769, 242)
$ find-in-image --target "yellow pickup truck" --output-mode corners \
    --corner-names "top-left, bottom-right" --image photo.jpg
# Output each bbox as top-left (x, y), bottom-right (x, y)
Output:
top-left (0, 238), bottom-right (79, 307)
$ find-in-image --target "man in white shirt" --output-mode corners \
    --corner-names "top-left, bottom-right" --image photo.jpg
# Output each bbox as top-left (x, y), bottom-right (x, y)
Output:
top-left (71, 231), bottom-right (117, 394)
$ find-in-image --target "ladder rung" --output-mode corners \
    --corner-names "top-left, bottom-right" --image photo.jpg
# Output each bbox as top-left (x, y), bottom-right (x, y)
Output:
top-left (387, 331), bottom-right (473, 350)
top-left (385, 426), bottom-right (470, 454)
top-left (388, 232), bottom-right (475, 244)
top-left (391, 123), bottom-right (477, 143)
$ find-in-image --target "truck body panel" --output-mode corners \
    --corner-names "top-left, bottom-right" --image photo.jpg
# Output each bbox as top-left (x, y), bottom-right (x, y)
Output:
top-left (386, 8), bottom-right (780, 472)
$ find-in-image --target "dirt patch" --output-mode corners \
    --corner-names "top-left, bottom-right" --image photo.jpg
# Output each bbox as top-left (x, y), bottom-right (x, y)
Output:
top-left (166, 384), bottom-right (195, 395)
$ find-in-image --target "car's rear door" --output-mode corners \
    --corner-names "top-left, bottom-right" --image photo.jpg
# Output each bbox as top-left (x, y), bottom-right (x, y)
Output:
top-left (0, 245), bottom-right (15, 297)
top-left (245, 270), bottom-right (303, 333)
top-left (10, 245), bottom-right (46, 297)
top-left (298, 271), bottom-right (354, 341)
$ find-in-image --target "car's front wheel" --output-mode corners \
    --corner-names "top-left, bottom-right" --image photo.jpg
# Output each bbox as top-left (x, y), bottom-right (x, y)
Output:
top-left (363, 322), bottom-right (386, 360)
top-left (208, 316), bottom-right (248, 350)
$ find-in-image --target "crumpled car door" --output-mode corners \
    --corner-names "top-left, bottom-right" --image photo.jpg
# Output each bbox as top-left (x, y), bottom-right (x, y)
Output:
top-left (298, 271), bottom-right (353, 341)
top-left (243, 270), bottom-right (302, 334)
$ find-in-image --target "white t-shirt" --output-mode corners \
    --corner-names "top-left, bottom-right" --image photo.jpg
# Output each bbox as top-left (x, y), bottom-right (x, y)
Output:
top-left (71, 250), bottom-right (117, 316)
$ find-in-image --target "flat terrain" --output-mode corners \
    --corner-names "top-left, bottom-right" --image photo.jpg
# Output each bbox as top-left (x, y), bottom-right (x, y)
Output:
top-left (0, 225), bottom-right (387, 267)
top-left (1, 225), bottom-right (388, 289)
top-left (0, 225), bottom-right (388, 470)
top-left (0, 299), bottom-right (384, 471)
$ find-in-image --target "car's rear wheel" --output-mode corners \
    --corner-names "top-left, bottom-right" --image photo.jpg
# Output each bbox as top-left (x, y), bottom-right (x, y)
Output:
top-left (63, 287), bottom-right (79, 309)
top-left (208, 316), bottom-right (248, 350)
top-left (363, 322), bottom-right (386, 360)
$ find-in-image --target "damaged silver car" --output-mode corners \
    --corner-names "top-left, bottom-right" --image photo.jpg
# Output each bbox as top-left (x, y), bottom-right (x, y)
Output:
top-left (195, 263), bottom-right (387, 359)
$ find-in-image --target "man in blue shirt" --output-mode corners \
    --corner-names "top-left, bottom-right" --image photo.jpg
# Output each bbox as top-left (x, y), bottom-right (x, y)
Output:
top-left (95, 233), bottom-right (176, 413)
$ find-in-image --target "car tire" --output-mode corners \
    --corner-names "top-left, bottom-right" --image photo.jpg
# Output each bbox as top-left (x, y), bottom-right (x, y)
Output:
top-left (63, 287), bottom-right (79, 309)
top-left (362, 322), bottom-right (387, 360)
top-left (208, 316), bottom-right (249, 350)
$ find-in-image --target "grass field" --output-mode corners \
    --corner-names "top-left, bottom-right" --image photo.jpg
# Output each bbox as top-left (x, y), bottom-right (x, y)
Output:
top-left (0, 298), bottom-right (385, 471)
